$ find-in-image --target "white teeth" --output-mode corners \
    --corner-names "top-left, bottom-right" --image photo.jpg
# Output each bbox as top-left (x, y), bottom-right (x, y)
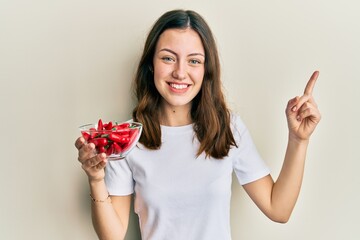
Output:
top-left (170, 83), bottom-right (188, 89)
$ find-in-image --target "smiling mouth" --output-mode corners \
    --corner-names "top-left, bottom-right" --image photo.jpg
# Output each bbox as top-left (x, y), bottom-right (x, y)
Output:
top-left (168, 83), bottom-right (190, 89)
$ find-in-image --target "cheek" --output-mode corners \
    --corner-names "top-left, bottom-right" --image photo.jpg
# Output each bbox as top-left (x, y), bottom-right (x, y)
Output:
top-left (153, 77), bottom-right (162, 92)
top-left (193, 70), bottom-right (205, 85)
top-left (153, 72), bottom-right (169, 95)
top-left (154, 65), bottom-right (171, 81)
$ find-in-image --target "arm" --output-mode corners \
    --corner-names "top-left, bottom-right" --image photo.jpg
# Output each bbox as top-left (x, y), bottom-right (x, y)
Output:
top-left (243, 71), bottom-right (321, 223)
top-left (90, 179), bottom-right (131, 240)
top-left (75, 138), bottom-right (131, 239)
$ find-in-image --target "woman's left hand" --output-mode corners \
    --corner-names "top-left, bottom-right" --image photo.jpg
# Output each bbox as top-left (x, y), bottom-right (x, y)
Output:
top-left (286, 71), bottom-right (321, 141)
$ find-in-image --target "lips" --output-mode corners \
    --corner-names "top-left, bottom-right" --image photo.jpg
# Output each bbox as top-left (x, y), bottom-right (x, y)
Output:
top-left (169, 83), bottom-right (189, 89)
top-left (166, 81), bottom-right (192, 93)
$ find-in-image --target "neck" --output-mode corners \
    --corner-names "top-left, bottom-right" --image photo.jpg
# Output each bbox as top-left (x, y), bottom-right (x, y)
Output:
top-left (159, 103), bottom-right (192, 127)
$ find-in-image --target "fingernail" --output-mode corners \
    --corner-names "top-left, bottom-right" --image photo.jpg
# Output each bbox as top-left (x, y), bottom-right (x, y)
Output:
top-left (292, 106), bottom-right (297, 111)
top-left (296, 115), bottom-right (301, 121)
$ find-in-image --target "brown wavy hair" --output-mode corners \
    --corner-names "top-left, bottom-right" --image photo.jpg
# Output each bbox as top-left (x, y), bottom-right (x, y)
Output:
top-left (132, 9), bottom-right (237, 159)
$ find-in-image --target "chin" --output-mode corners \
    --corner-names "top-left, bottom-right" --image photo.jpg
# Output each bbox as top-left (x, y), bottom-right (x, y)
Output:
top-left (165, 98), bottom-right (193, 108)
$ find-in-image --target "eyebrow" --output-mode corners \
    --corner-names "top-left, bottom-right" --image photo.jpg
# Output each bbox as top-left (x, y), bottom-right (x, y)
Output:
top-left (159, 48), bottom-right (205, 58)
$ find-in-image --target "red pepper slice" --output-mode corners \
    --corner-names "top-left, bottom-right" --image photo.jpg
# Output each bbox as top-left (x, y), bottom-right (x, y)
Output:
top-left (104, 121), bottom-right (113, 130)
top-left (112, 142), bottom-right (122, 154)
top-left (122, 129), bottom-right (139, 152)
top-left (89, 127), bottom-right (98, 139)
top-left (114, 128), bottom-right (130, 135)
top-left (107, 133), bottom-right (121, 142)
top-left (119, 136), bottom-right (130, 144)
top-left (97, 146), bottom-right (106, 153)
top-left (106, 143), bottom-right (114, 156)
top-left (113, 122), bottom-right (130, 129)
top-left (81, 131), bottom-right (90, 141)
top-left (129, 128), bottom-right (138, 137)
top-left (97, 119), bottom-right (103, 131)
top-left (107, 133), bottom-right (130, 144)
top-left (88, 137), bottom-right (108, 147)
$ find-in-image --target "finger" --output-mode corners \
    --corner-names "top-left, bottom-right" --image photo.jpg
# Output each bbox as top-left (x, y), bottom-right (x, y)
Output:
top-left (296, 101), bottom-right (320, 119)
top-left (292, 93), bottom-right (314, 112)
top-left (74, 137), bottom-right (85, 150)
top-left (96, 159), bottom-right (108, 170)
top-left (304, 71), bottom-right (319, 95)
top-left (82, 153), bottom-right (107, 170)
top-left (297, 105), bottom-right (321, 123)
top-left (78, 142), bottom-right (96, 163)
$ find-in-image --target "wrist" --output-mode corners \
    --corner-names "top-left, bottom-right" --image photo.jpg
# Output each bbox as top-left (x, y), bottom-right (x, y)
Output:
top-left (288, 133), bottom-right (310, 146)
top-left (287, 137), bottom-right (309, 155)
top-left (90, 192), bottom-right (112, 203)
top-left (88, 177), bottom-right (105, 186)
top-left (88, 178), bottom-right (109, 199)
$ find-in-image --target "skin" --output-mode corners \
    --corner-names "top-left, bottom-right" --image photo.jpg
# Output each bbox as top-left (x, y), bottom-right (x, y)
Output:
top-left (153, 28), bottom-right (205, 126)
top-left (75, 27), bottom-right (321, 239)
top-left (243, 71), bottom-right (321, 223)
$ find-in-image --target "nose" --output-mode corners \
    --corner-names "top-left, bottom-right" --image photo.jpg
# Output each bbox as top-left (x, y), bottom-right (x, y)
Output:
top-left (172, 61), bottom-right (186, 80)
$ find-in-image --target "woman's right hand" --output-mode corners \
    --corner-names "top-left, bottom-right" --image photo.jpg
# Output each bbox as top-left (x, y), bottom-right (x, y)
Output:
top-left (75, 137), bottom-right (107, 182)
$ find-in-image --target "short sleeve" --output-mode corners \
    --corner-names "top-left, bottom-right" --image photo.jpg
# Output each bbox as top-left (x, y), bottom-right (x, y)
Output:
top-left (104, 158), bottom-right (134, 196)
top-left (231, 115), bottom-right (270, 185)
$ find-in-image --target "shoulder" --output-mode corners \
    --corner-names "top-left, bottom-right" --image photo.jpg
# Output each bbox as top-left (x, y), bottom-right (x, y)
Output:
top-left (229, 112), bottom-right (247, 135)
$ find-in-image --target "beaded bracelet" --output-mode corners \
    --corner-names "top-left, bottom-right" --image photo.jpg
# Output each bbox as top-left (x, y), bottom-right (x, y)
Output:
top-left (90, 193), bottom-right (112, 203)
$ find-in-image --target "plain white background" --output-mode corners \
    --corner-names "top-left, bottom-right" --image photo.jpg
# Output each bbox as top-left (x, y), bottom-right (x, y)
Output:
top-left (1, 0), bottom-right (359, 239)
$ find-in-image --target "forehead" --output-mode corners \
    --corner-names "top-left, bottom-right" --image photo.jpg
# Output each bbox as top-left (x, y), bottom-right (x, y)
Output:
top-left (156, 28), bottom-right (205, 54)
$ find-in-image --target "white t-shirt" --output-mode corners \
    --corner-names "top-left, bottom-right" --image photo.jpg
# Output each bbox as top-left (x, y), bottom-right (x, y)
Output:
top-left (105, 114), bottom-right (270, 240)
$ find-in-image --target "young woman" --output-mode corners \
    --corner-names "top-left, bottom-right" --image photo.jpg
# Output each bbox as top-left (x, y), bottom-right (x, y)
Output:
top-left (75, 9), bottom-right (321, 240)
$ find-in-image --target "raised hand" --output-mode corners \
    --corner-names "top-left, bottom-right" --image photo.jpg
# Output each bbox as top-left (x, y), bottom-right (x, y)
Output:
top-left (286, 71), bottom-right (321, 141)
top-left (75, 137), bottom-right (108, 182)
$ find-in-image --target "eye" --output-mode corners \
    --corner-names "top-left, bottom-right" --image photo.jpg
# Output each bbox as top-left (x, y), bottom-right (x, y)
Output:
top-left (189, 59), bottom-right (201, 65)
top-left (161, 56), bottom-right (175, 62)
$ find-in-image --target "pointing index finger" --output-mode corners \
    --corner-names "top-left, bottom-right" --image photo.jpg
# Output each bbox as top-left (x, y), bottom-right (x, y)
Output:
top-left (304, 71), bottom-right (319, 95)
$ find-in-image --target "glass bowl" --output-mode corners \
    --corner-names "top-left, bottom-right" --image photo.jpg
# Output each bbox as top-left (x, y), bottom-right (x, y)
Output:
top-left (79, 120), bottom-right (142, 160)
